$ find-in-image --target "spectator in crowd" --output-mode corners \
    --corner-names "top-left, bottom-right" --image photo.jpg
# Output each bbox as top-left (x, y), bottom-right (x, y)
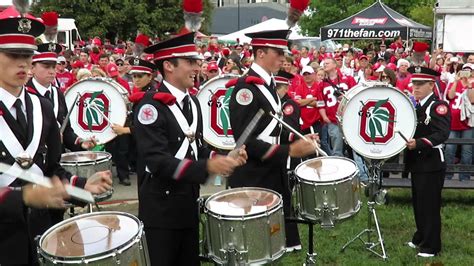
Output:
top-left (293, 66), bottom-right (321, 135)
top-left (98, 54), bottom-right (110, 73)
top-left (79, 50), bottom-right (92, 69)
top-left (56, 56), bottom-right (74, 92)
top-left (355, 55), bottom-right (369, 83)
top-left (445, 65), bottom-right (474, 181)
top-left (107, 63), bottom-right (131, 94)
top-left (380, 67), bottom-right (397, 87)
top-left (298, 46), bottom-right (312, 67)
top-left (206, 61), bottom-right (220, 80)
top-left (197, 61), bottom-right (208, 85)
top-left (91, 66), bottom-right (107, 77)
top-left (76, 68), bottom-right (92, 80)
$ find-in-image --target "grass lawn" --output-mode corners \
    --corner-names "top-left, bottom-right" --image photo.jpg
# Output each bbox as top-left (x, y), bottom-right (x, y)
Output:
top-left (203, 188), bottom-right (474, 265)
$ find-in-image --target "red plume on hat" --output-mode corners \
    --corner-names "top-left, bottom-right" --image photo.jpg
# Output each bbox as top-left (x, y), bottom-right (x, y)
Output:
top-left (42, 11), bottom-right (59, 42)
top-left (413, 42), bottom-right (429, 53)
top-left (183, 0), bottom-right (203, 32)
top-left (133, 33), bottom-right (150, 57)
top-left (287, 0), bottom-right (309, 28)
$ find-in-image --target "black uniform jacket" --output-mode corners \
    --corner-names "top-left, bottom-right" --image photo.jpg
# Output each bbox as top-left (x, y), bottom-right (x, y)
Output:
top-left (280, 95), bottom-right (302, 171)
top-left (405, 94), bottom-right (450, 173)
top-left (26, 78), bottom-right (82, 151)
top-left (228, 68), bottom-right (290, 192)
top-left (133, 84), bottom-right (213, 229)
top-left (0, 90), bottom-right (86, 264)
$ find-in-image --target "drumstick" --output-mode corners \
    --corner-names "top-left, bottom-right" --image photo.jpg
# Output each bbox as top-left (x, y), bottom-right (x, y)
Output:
top-left (60, 92), bottom-right (81, 135)
top-left (235, 109), bottom-right (265, 149)
top-left (395, 130), bottom-right (409, 143)
top-left (267, 112), bottom-right (328, 157)
top-left (88, 103), bottom-right (111, 124)
top-left (0, 162), bottom-right (95, 203)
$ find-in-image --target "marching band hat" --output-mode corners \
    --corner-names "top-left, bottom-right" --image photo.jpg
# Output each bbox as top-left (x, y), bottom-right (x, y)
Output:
top-left (412, 41), bottom-right (429, 53)
top-left (144, 32), bottom-right (203, 61)
top-left (0, 16), bottom-right (45, 55)
top-left (408, 66), bottom-right (440, 82)
top-left (245, 29), bottom-right (290, 52)
top-left (32, 42), bottom-right (62, 63)
top-left (275, 70), bottom-right (294, 85)
top-left (128, 57), bottom-right (156, 74)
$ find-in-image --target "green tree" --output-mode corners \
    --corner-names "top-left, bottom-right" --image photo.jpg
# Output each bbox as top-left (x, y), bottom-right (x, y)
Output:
top-left (31, 0), bottom-right (213, 41)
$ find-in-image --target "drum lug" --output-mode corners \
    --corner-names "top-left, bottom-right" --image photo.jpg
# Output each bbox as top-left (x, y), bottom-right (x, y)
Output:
top-left (315, 202), bottom-right (338, 229)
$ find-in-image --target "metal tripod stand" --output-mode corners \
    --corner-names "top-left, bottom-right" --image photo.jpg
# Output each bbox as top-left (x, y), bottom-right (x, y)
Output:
top-left (341, 159), bottom-right (388, 260)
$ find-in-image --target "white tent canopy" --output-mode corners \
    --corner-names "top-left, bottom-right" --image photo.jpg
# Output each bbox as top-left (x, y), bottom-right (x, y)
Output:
top-left (218, 18), bottom-right (305, 43)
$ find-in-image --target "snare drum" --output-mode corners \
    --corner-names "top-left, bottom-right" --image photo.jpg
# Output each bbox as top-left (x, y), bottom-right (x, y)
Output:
top-left (204, 187), bottom-right (286, 265)
top-left (38, 211), bottom-right (150, 265)
top-left (337, 82), bottom-right (416, 160)
top-left (60, 151), bottom-right (113, 202)
top-left (294, 157), bottom-right (361, 228)
top-left (197, 75), bottom-right (239, 150)
top-left (65, 77), bottom-right (130, 144)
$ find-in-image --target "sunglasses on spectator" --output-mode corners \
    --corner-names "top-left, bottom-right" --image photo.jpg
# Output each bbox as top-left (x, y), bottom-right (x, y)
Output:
top-left (59, 61), bottom-right (67, 65)
top-left (117, 63), bottom-right (124, 66)
top-left (381, 75), bottom-right (389, 79)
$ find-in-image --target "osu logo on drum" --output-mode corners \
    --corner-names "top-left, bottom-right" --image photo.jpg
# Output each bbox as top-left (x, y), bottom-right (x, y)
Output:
top-left (77, 92), bottom-right (110, 131)
top-left (358, 99), bottom-right (396, 144)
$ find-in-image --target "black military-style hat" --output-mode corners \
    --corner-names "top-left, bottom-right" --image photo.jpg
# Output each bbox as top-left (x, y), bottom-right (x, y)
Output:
top-left (0, 16), bottom-right (45, 55)
top-left (245, 30), bottom-right (291, 52)
top-left (32, 43), bottom-right (62, 63)
top-left (275, 70), bottom-right (294, 85)
top-left (144, 32), bottom-right (203, 61)
top-left (129, 57), bottom-right (156, 74)
top-left (408, 66), bottom-right (440, 82)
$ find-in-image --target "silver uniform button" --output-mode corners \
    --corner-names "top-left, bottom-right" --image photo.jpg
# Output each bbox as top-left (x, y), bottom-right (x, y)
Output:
top-left (165, 190), bottom-right (170, 195)
top-left (1, 152), bottom-right (5, 157)
top-left (191, 151), bottom-right (194, 156)
top-left (177, 137), bottom-right (181, 141)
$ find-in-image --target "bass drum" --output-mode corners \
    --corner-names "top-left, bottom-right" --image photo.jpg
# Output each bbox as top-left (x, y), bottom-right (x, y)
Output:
top-left (65, 77), bottom-right (130, 145)
top-left (337, 82), bottom-right (416, 160)
top-left (197, 74), bottom-right (239, 151)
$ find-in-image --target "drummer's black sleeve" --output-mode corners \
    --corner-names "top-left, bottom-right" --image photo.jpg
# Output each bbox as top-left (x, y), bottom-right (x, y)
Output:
top-left (229, 80), bottom-right (289, 164)
top-left (57, 90), bottom-right (82, 151)
top-left (133, 96), bottom-right (210, 184)
top-left (414, 102), bottom-right (451, 150)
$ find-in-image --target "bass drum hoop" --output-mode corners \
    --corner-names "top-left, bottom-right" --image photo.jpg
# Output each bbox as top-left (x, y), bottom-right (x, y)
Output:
top-left (38, 211), bottom-right (143, 264)
top-left (204, 187), bottom-right (283, 221)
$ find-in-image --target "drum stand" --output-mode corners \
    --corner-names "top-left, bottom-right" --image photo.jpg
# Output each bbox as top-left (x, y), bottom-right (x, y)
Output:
top-left (286, 217), bottom-right (318, 265)
top-left (341, 159), bottom-right (388, 260)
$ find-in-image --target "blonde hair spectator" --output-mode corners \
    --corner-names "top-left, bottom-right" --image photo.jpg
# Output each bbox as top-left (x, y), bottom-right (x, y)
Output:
top-left (91, 66), bottom-right (107, 77)
top-left (76, 69), bottom-right (92, 80)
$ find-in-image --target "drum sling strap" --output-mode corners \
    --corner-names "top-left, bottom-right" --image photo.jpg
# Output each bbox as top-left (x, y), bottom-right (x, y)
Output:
top-left (166, 99), bottom-right (198, 160)
top-left (0, 93), bottom-right (44, 187)
top-left (255, 84), bottom-right (282, 144)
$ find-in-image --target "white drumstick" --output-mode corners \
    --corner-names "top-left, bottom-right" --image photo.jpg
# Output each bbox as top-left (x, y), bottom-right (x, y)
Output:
top-left (88, 103), bottom-right (111, 124)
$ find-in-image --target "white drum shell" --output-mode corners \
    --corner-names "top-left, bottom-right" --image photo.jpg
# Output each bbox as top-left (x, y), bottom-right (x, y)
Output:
top-left (204, 187), bottom-right (286, 264)
top-left (337, 82), bottom-right (416, 159)
top-left (38, 211), bottom-right (150, 265)
top-left (295, 157), bottom-right (361, 222)
top-left (65, 77), bottom-right (130, 144)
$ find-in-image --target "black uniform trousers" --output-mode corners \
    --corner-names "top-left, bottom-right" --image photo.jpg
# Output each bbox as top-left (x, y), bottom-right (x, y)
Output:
top-left (145, 227), bottom-right (200, 266)
top-left (105, 134), bottom-right (131, 181)
top-left (410, 170), bottom-right (445, 254)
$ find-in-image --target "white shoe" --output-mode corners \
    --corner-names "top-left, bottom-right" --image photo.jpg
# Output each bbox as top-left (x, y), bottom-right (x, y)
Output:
top-left (406, 242), bottom-right (417, 249)
top-left (286, 244), bottom-right (302, 252)
top-left (417, 252), bottom-right (435, 258)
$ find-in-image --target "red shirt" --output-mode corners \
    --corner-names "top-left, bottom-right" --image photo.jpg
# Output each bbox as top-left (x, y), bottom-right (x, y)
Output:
top-left (292, 82), bottom-right (320, 130)
top-left (116, 76), bottom-right (131, 94)
top-left (56, 71), bottom-right (75, 92)
top-left (446, 81), bottom-right (471, 130)
top-left (317, 74), bottom-right (356, 123)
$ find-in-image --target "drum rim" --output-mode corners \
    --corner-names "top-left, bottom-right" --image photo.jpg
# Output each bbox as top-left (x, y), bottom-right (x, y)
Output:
top-left (295, 156), bottom-right (359, 183)
top-left (38, 211), bottom-right (143, 263)
top-left (60, 151), bottom-right (112, 164)
top-left (207, 247), bottom-right (286, 264)
top-left (337, 84), bottom-right (417, 160)
top-left (197, 74), bottom-right (240, 93)
top-left (66, 77), bottom-right (129, 96)
top-left (204, 187), bottom-right (283, 220)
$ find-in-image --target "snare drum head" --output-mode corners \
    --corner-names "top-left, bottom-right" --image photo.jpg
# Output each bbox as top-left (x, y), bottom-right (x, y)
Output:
top-left (197, 75), bottom-right (239, 150)
top-left (338, 85), bottom-right (416, 159)
top-left (40, 212), bottom-right (140, 258)
top-left (60, 151), bottom-right (112, 164)
top-left (295, 157), bottom-right (357, 182)
top-left (205, 187), bottom-right (281, 216)
top-left (65, 78), bottom-right (129, 144)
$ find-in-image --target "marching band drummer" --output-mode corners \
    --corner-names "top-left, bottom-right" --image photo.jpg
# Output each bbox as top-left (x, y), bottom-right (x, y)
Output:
top-left (275, 70), bottom-right (303, 251)
top-left (26, 42), bottom-right (97, 151)
top-left (405, 66), bottom-right (450, 258)
top-left (111, 58), bottom-right (158, 187)
top-left (133, 32), bottom-right (247, 266)
top-left (227, 30), bottom-right (318, 252)
top-left (0, 14), bottom-right (112, 265)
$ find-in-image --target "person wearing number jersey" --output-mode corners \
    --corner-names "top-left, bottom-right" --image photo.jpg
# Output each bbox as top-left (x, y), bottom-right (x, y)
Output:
top-left (444, 65), bottom-right (474, 181)
top-left (316, 57), bottom-right (356, 156)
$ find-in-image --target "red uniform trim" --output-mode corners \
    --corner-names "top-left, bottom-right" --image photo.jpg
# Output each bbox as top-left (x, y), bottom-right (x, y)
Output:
top-left (174, 159), bottom-right (192, 180)
top-left (421, 138), bottom-right (433, 147)
top-left (262, 145), bottom-right (280, 161)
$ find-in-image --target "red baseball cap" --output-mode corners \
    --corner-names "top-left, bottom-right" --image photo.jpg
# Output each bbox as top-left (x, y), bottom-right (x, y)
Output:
top-left (106, 63), bottom-right (119, 77)
top-left (207, 61), bottom-right (219, 72)
top-left (71, 61), bottom-right (84, 69)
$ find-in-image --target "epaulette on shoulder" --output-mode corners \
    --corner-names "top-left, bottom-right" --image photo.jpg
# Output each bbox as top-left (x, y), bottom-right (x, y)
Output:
top-left (153, 92), bottom-right (176, 106)
top-left (26, 86), bottom-right (38, 94)
top-left (245, 76), bottom-right (265, 85)
top-left (129, 92), bottom-right (146, 103)
top-left (225, 78), bottom-right (239, 88)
